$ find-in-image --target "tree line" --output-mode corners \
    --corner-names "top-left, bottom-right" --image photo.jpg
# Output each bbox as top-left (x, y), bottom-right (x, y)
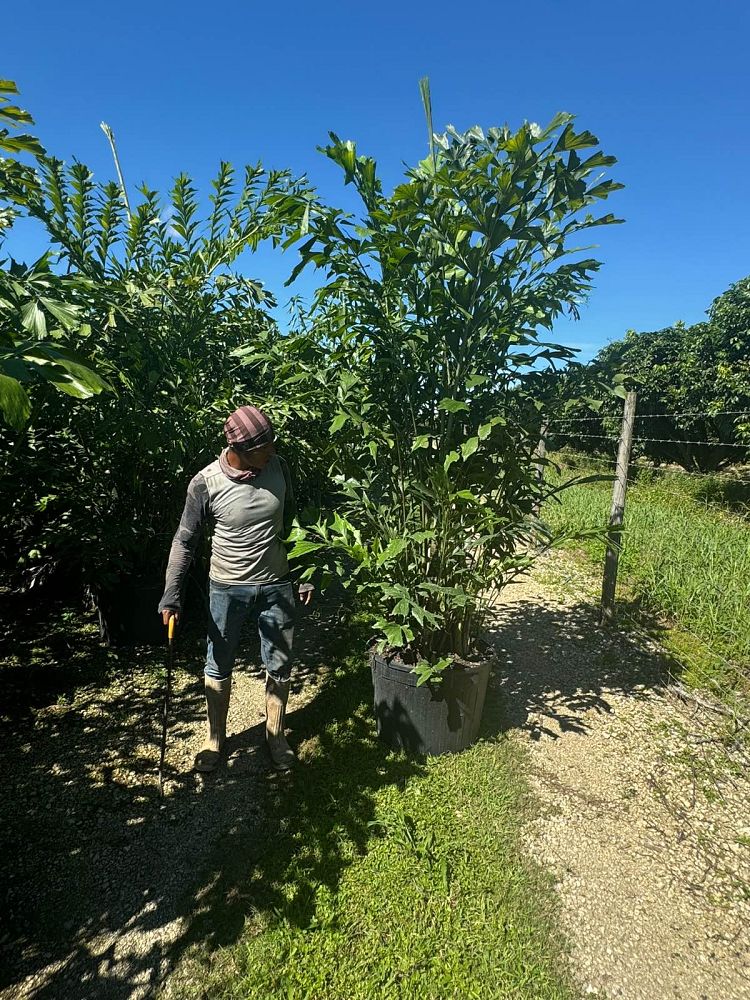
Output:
top-left (546, 277), bottom-right (750, 471)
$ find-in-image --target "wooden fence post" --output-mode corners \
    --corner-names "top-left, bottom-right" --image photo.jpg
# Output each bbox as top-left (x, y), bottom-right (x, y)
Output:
top-left (601, 391), bottom-right (637, 623)
top-left (532, 419), bottom-right (549, 517)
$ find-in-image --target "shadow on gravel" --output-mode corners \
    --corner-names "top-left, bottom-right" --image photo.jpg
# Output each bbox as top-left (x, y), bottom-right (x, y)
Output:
top-left (1, 580), bottom-right (672, 999)
top-left (0, 594), bottom-right (422, 1000)
top-left (487, 592), bottom-right (670, 741)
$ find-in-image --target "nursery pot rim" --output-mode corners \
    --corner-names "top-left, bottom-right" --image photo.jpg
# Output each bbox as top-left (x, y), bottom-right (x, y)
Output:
top-left (369, 651), bottom-right (491, 676)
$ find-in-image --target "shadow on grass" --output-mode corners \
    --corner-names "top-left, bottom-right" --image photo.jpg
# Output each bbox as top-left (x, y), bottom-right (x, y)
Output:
top-left (172, 659), bottom-right (425, 962)
top-left (0, 593), bottom-right (423, 999)
top-left (0, 577), bottom-right (678, 999)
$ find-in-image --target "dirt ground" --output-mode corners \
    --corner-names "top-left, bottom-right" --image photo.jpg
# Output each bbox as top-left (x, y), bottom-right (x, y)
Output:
top-left (2, 555), bottom-right (749, 999)
top-left (0, 598), bottom-right (337, 1000)
top-left (490, 552), bottom-right (750, 1000)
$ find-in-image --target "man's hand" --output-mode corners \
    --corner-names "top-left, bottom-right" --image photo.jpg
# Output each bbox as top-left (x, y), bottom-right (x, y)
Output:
top-left (298, 585), bottom-right (314, 607)
top-left (161, 609), bottom-right (180, 626)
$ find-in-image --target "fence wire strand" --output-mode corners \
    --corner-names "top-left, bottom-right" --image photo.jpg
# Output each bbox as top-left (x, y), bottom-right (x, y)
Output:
top-left (552, 432), bottom-right (749, 448)
top-left (548, 408), bottom-right (750, 423)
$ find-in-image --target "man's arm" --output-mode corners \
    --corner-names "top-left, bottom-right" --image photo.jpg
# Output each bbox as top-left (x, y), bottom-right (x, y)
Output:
top-left (158, 473), bottom-right (209, 616)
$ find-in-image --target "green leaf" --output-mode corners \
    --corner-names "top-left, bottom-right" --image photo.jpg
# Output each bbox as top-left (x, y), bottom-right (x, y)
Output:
top-left (411, 434), bottom-right (430, 450)
top-left (0, 373), bottom-right (31, 429)
top-left (461, 436), bottom-right (479, 460)
top-left (419, 76), bottom-right (436, 170)
top-left (21, 346), bottom-right (110, 397)
top-left (377, 537), bottom-right (409, 565)
top-left (410, 604), bottom-right (425, 625)
top-left (414, 655), bottom-right (452, 687)
top-left (477, 416), bottom-right (506, 440)
top-left (329, 412), bottom-right (348, 433)
top-left (39, 298), bottom-right (80, 329)
top-left (381, 623), bottom-right (404, 648)
top-left (414, 663), bottom-right (434, 687)
top-left (554, 123), bottom-right (599, 152)
top-left (287, 540), bottom-right (324, 560)
top-left (443, 450), bottom-right (459, 472)
top-left (20, 300), bottom-right (46, 337)
top-left (438, 398), bottom-right (470, 413)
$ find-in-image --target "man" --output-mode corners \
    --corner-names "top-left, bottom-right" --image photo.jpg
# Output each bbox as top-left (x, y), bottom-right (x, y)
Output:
top-left (158, 404), bottom-right (313, 773)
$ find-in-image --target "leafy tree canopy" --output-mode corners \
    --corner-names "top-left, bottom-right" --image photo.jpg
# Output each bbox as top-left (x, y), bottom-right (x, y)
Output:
top-left (548, 275), bottom-right (750, 470)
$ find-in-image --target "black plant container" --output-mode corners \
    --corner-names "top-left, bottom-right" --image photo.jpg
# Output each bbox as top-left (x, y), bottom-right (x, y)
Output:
top-left (370, 652), bottom-right (491, 755)
top-left (95, 576), bottom-right (166, 646)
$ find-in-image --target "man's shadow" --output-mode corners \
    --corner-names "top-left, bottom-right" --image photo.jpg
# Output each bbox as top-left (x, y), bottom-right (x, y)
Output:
top-left (1, 584), bottom-right (674, 999)
top-left (0, 594), bottom-right (425, 999)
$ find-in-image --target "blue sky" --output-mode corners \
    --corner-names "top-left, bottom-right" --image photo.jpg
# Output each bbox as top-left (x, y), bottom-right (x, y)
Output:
top-left (4, 0), bottom-right (750, 361)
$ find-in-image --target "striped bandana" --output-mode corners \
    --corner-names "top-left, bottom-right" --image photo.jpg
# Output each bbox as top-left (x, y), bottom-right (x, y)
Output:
top-left (224, 405), bottom-right (275, 449)
top-left (220, 405), bottom-right (275, 482)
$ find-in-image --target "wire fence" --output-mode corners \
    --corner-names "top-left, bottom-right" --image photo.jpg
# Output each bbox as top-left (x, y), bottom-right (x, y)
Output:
top-left (548, 408), bottom-right (750, 423)
top-left (542, 392), bottom-right (750, 734)
top-left (553, 432), bottom-right (749, 448)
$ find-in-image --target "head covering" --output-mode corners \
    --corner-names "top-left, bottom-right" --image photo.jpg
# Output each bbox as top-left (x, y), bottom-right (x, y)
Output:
top-left (224, 405), bottom-right (275, 449)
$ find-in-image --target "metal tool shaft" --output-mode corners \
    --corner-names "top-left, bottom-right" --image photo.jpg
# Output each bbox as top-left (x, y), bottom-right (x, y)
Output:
top-left (158, 616), bottom-right (175, 795)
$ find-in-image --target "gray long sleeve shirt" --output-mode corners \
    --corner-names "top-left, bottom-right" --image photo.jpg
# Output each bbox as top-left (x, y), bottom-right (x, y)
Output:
top-left (158, 454), bottom-right (299, 613)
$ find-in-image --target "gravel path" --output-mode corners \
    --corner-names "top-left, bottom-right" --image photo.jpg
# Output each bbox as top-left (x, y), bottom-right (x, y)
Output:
top-left (3, 559), bottom-right (749, 1000)
top-left (490, 552), bottom-right (750, 1000)
top-left (0, 600), bottom-right (336, 1000)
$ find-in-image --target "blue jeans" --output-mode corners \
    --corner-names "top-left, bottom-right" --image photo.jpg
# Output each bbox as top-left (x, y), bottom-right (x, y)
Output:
top-left (205, 578), bottom-right (296, 682)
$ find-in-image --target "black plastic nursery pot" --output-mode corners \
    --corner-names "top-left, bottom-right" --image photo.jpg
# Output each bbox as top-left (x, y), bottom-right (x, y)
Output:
top-left (95, 576), bottom-right (165, 646)
top-left (370, 652), bottom-right (491, 756)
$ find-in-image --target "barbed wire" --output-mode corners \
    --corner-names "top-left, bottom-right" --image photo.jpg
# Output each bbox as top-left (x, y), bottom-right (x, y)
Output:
top-left (544, 410), bottom-right (750, 728)
top-left (548, 409), bottom-right (750, 424)
top-left (552, 432), bottom-right (749, 448)
top-left (554, 453), bottom-right (750, 482)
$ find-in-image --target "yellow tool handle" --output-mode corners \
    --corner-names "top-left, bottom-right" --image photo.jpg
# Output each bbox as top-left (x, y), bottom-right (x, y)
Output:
top-left (168, 616), bottom-right (176, 641)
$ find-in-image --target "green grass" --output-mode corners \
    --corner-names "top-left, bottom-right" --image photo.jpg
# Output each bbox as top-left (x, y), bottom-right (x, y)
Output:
top-left (544, 456), bottom-right (750, 703)
top-left (166, 643), bottom-right (578, 1000)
